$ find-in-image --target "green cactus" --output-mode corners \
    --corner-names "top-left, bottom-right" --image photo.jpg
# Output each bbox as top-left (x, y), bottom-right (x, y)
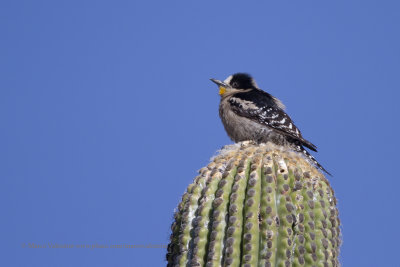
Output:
top-left (167, 142), bottom-right (340, 267)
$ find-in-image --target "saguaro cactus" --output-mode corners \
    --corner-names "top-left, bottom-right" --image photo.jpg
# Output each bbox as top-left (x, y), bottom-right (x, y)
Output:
top-left (167, 142), bottom-right (340, 267)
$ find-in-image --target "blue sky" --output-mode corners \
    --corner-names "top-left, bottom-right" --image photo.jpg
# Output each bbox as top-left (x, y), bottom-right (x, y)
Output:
top-left (1, 1), bottom-right (399, 266)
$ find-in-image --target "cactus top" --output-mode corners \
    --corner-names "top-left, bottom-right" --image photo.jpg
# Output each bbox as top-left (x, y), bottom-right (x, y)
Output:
top-left (167, 142), bottom-right (340, 267)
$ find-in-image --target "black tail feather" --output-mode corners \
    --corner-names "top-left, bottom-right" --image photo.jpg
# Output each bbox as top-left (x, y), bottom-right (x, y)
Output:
top-left (294, 145), bottom-right (332, 176)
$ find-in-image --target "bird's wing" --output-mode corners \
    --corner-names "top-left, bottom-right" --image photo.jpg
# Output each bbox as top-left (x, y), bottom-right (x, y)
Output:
top-left (229, 93), bottom-right (318, 152)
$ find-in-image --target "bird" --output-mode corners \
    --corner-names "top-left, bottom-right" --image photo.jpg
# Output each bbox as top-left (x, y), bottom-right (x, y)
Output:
top-left (210, 73), bottom-right (331, 176)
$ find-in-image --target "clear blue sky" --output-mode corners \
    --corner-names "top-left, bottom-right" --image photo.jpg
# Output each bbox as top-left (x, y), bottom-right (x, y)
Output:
top-left (1, 1), bottom-right (399, 266)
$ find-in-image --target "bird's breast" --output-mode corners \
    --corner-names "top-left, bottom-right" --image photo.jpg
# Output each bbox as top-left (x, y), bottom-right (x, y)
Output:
top-left (219, 98), bottom-right (273, 143)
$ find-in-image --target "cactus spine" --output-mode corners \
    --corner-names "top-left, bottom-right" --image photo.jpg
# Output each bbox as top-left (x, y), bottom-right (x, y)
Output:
top-left (167, 142), bottom-right (340, 267)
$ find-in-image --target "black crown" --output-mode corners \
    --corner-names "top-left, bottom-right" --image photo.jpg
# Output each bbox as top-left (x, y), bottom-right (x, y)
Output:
top-left (229, 73), bottom-right (256, 89)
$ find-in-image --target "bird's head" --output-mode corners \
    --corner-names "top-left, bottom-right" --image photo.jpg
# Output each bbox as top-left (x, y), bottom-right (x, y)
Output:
top-left (210, 73), bottom-right (258, 96)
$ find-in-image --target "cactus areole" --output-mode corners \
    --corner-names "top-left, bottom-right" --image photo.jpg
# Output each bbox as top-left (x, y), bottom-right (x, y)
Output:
top-left (166, 142), bottom-right (340, 267)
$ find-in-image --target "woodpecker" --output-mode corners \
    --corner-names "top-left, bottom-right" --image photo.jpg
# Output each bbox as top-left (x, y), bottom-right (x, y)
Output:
top-left (210, 73), bottom-right (331, 175)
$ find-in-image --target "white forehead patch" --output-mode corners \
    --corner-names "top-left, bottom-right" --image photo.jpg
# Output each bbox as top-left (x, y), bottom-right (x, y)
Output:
top-left (223, 75), bottom-right (233, 85)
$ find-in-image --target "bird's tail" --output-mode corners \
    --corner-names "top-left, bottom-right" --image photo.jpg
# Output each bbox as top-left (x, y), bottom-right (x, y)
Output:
top-left (294, 145), bottom-right (332, 176)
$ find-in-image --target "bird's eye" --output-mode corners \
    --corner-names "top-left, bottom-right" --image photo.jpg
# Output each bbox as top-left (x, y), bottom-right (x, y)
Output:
top-left (231, 82), bottom-right (239, 88)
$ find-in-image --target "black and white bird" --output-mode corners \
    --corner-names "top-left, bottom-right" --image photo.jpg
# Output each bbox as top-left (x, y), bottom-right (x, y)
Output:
top-left (210, 73), bottom-right (330, 175)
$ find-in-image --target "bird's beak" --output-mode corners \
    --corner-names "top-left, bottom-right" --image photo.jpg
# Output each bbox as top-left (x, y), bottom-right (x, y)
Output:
top-left (210, 78), bottom-right (228, 95)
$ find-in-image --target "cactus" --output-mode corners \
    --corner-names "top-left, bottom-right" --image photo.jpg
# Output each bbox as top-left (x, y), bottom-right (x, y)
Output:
top-left (167, 142), bottom-right (340, 267)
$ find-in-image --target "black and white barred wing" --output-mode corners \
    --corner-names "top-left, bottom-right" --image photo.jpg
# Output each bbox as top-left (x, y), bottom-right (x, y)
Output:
top-left (229, 97), bottom-right (318, 151)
